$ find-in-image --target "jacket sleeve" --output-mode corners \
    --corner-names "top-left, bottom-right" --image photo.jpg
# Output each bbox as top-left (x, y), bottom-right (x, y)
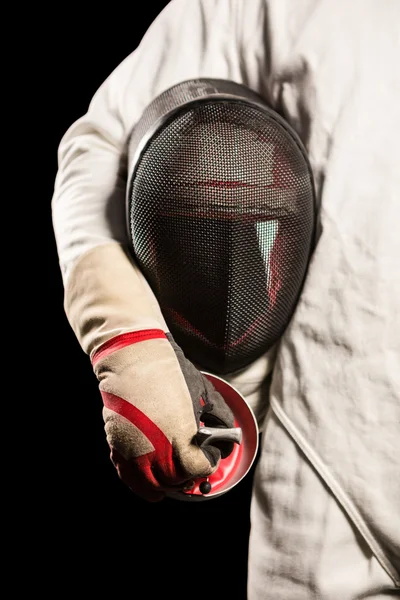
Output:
top-left (51, 0), bottom-right (272, 283)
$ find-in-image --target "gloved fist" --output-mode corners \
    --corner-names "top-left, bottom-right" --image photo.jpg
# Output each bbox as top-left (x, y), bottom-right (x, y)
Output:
top-left (92, 330), bottom-right (235, 502)
top-left (63, 243), bottom-right (236, 502)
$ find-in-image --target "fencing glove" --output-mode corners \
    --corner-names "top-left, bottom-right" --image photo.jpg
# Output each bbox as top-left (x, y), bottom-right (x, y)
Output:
top-left (64, 242), bottom-right (235, 502)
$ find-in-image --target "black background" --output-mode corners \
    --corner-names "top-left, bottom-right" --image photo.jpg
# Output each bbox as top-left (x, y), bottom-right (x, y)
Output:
top-left (46, 3), bottom-right (255, 596)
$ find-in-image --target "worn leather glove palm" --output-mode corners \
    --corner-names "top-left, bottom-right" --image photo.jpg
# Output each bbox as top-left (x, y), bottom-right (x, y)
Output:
top-left (65, 243), bottom-right (235, 501)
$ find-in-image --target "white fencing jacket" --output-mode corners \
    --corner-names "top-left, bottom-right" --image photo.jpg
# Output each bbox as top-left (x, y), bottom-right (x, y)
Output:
top-left (52, 0), bottom-right (400, 585)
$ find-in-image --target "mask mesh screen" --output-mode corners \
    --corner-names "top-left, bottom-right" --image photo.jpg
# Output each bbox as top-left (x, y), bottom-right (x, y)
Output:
top-left (128, 100), bottom-right (315, 374)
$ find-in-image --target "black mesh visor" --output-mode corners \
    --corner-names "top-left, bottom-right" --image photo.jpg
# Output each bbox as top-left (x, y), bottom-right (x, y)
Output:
top-left (128, 82), bottom-right (315, 374)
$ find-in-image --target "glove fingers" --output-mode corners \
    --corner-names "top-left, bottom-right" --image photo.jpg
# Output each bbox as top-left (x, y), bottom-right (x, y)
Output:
top-left (200, 445), bottom-right (222, 468)
top-left (110, 446), bottom-right (207, 501)
top-left (105, 408), bottom-right (215, 497)
top-left (110, 446), bottom-right (165, 502)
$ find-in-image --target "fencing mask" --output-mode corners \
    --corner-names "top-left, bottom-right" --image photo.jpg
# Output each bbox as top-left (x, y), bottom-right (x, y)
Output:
top-left (126, 79), bottom-right (316, 375)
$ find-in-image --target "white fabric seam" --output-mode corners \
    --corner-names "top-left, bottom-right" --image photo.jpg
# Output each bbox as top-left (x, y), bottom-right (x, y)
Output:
top-left (270, 396), bottom-right (400, 587)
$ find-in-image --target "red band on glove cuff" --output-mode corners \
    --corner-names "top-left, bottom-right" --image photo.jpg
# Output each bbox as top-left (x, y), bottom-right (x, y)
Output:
top-left (92, 329), bottom-right (167, 365)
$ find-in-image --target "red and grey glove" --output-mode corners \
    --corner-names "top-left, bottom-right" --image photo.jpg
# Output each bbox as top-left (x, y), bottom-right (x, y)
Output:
top-left (64, 242), bottom-right (235, 501)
